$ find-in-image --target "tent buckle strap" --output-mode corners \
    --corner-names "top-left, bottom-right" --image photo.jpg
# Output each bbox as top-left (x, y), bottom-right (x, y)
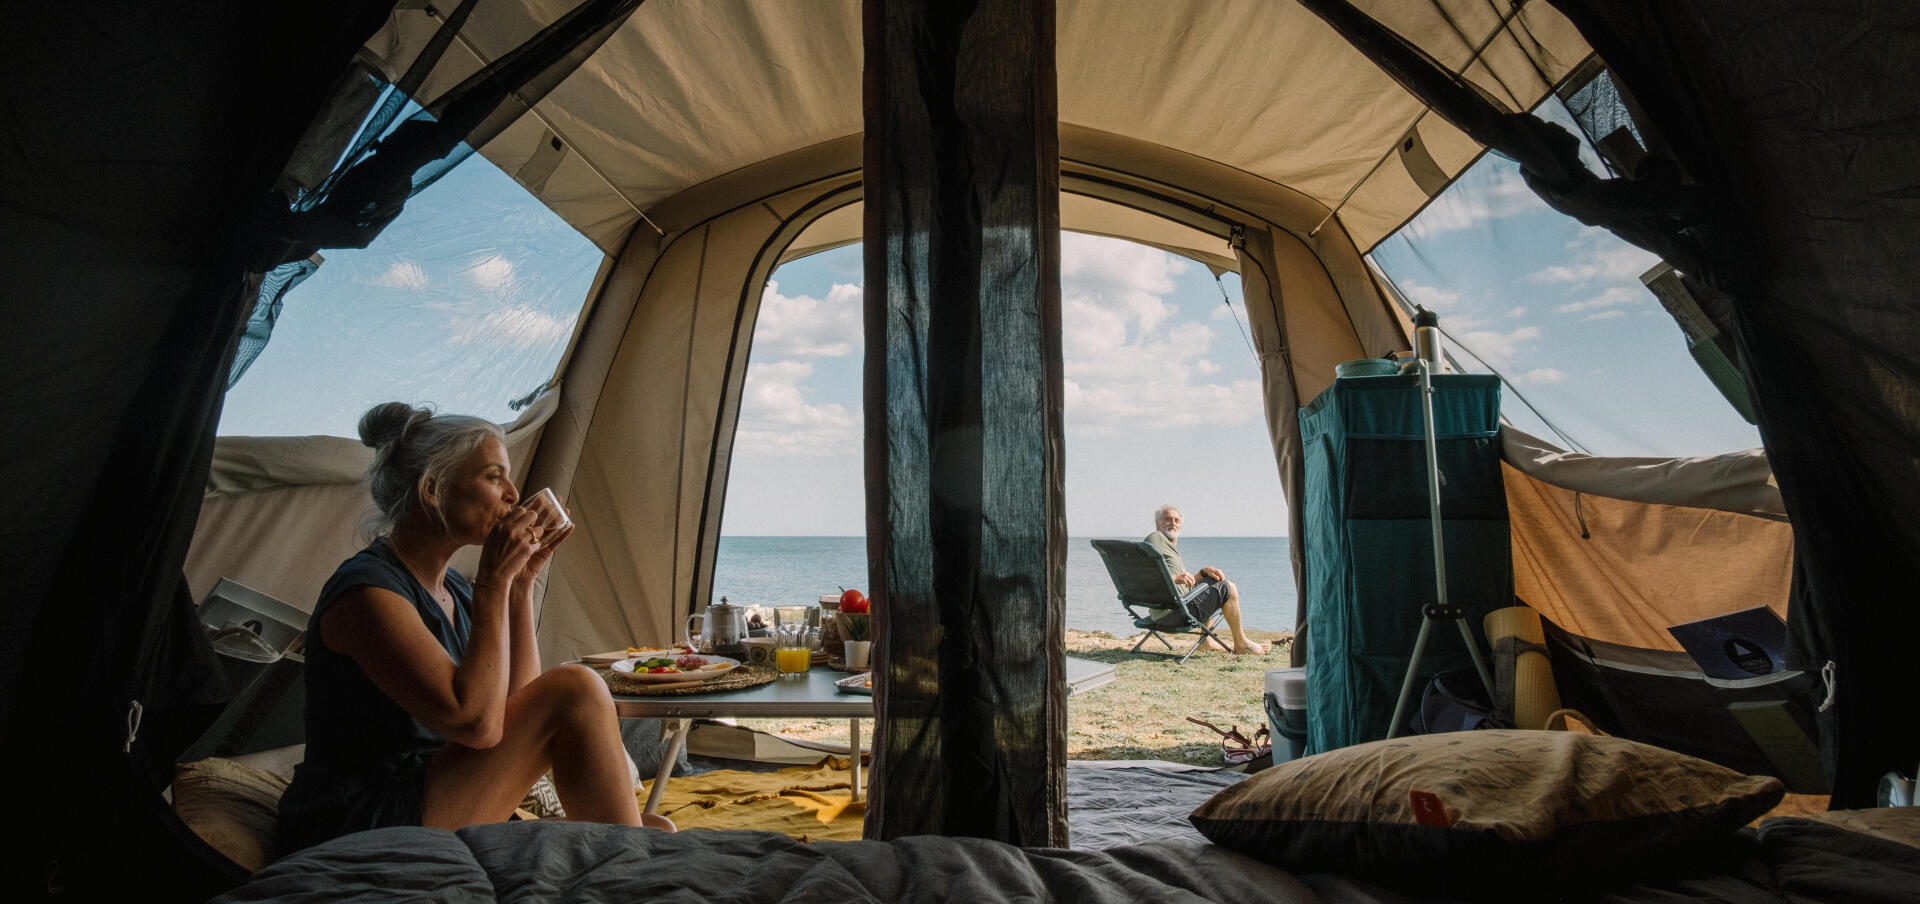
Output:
top-left (1422, 604), bottom-right (1467, 620)
top-left (123, 699), bottom-right (144, 753)
top-left (1818, 661), bottom-right (1837, 713)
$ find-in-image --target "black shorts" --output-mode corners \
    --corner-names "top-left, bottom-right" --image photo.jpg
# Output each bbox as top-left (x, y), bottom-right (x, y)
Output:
top-left (1149, 578), bottom-right (1228, 629)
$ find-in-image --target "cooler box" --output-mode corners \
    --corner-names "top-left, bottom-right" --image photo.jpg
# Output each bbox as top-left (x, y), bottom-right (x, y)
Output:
top-left (1264, 667), bottom-right (1308, 763)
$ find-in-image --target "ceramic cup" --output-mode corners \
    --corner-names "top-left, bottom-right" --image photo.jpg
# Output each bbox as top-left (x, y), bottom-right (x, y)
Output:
top-left (741, 636), bottom-right (775, 666)
top-left (844, 640), bottom-right (872, 670)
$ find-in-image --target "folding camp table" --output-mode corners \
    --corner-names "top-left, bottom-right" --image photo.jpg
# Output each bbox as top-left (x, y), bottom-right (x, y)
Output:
top-left (612, 656), bottom-right (1116, 816)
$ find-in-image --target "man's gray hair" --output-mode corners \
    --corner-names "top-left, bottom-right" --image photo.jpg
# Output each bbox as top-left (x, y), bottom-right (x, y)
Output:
top-left (1154, 503), bottom-right (1181, 521)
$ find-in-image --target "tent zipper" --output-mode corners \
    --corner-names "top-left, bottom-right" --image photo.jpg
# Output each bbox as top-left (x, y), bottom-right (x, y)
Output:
top-left (123, 699), bottom-right (145, 753)
top-left (1818, 661), bottom-right (1836, 713)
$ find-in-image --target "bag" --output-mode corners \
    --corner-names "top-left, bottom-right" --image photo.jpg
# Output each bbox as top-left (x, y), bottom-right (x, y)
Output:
top-left (1408, 668), bottom-right (1514, 735)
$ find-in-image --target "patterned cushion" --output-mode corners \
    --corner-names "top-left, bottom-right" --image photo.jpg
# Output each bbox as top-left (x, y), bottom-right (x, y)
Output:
top-left (173, 757), bottom-right (291, 873)
top-left (1188, 730), bottom-right (1783, 890)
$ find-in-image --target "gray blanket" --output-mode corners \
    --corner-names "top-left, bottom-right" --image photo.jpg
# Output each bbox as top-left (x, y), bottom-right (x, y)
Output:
top-left (216, 813), bottom-right (1920, 904)
top-left (217, 823), bottom-right (1316, 903)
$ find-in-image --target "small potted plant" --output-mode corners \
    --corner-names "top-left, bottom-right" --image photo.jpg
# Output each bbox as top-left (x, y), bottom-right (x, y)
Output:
top-left (838, 589), bottom-right (871, 670)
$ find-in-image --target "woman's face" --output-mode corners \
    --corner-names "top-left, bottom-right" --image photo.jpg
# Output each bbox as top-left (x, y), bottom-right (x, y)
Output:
top-left (431, 436), bottom-right (518, 544)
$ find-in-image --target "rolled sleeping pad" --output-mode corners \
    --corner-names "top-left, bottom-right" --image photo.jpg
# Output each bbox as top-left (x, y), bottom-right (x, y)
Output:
top-left (1484, 606), bottom-right (1561, 730)
top-left (1265, 667), bottom-right (1309, 762)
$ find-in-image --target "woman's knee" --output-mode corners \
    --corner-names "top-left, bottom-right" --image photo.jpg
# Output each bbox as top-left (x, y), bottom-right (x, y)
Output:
top-left (547, 663), bottom-right (616, 719)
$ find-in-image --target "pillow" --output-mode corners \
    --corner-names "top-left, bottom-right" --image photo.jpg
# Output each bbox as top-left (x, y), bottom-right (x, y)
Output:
top-left (1189, 730), bottom-right (1783, 890)
top-left (173, 757), bottom-right (291, 873)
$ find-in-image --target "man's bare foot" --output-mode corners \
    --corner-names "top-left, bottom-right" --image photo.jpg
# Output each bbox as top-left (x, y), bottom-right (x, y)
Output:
top-left (1232, 641), bottom-right (1270, 656)
top-left (1201, 637), bottom-right (1230, 652)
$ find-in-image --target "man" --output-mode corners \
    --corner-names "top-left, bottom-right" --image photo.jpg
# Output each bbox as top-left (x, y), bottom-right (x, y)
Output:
top-left (1144, 504), bottom-right (1269, 655)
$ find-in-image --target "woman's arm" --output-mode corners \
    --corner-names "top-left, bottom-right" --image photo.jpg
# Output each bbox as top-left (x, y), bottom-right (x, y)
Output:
top-left (324, 511), bottom-right (540, 749)
top-left (322, 583), bottom-right (512, 748)
top-left (505, 522), bottom-right (571, 691)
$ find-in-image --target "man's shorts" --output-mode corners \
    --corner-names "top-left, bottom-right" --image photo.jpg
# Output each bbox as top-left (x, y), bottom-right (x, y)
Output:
top-left (1148, 578), bottom-right (1228, 629)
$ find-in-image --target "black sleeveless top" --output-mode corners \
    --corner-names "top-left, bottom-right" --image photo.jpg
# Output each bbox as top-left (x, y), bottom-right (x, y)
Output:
top-left (276, 539), bottom-right (472, 854)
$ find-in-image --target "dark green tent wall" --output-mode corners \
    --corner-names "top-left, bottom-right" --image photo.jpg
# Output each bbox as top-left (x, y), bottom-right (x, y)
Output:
top-left (0, 3), bottom-right (399, 900)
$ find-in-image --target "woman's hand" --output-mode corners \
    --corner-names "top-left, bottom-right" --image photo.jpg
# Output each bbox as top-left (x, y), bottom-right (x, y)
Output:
top-left (477, 507), bottom-right (542, 590)
top-left (515, 516), bottom-right (574, 586)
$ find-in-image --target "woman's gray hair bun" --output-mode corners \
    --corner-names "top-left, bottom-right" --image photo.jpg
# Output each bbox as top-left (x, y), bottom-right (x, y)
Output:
top-left (358, 401), bottom-right (433, 449)
top-left (358, 402), bottom-right (505, 540)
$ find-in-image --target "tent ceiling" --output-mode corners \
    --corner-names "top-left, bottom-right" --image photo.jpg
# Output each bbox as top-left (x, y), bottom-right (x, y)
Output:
top-left (366, 0), bottom-right (1591, 254)
top-left (780, 192), bottom-right (1239, 273)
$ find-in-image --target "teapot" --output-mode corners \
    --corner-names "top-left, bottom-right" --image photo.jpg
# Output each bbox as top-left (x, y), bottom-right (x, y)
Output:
top-left (686, 596), bottom-right (750, 659)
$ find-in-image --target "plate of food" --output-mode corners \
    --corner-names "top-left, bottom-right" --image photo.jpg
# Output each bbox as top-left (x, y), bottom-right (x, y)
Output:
top-left (582, 645), bottom-right (692, 666)
top-left (834, 672), bottom-right (872, 695)
top-left (611, 651), bottom-right (740, 683)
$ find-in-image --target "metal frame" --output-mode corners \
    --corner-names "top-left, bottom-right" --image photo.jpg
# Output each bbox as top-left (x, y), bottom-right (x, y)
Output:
top-left (1126, 605), bottom-right (1229, 666)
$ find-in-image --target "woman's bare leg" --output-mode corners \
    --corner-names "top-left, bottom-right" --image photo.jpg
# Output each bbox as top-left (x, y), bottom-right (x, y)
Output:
top-left (421, 664), bottom-right (643, 828)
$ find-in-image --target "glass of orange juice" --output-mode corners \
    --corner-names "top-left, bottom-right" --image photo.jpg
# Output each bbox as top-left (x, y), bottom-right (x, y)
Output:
top-left (773, 606), bottom-right (812, 677)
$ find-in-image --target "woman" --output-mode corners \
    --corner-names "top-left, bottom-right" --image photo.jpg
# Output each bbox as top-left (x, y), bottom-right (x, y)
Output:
top-left (277, 403), bottom-right (666, 854)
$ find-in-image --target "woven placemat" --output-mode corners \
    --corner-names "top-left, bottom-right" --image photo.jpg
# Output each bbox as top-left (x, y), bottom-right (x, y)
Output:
top-left (600, 665), bottom-right (779, 696)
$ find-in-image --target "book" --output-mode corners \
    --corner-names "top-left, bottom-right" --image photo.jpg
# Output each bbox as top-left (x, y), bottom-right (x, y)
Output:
top-left (1667, 606), bottom-right (1790, 680)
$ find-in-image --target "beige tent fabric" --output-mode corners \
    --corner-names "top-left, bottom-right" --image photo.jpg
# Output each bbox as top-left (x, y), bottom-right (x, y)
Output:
top-left (524, 126), bottom-right (1416, 661)
top-left (1505, 462), bottom-right (1794, 652)
top-left (1234, 222), bottom-right (1413, 630)
top-left (354, 1), bottom-right (1590, 254)
top-left (1502, 426), bottom-right (1786, 520)
top-left (782, 194), bottom-right (1240, 275)
top-left (184, 393), bottom-right (558, 610)
top-left (534, 173), bottom-right (862, 664)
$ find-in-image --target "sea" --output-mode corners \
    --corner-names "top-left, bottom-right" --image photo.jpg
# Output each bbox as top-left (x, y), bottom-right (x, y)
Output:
top-left (712, 536), bottom-right (1296, 637)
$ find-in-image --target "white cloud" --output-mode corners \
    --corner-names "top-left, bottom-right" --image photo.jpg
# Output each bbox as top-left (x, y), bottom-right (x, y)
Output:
top-left (448, 305), bottom-right (576, 349)
top-left (1395, 279), bottom-right (1461, 314)
top-left (1519, 367), bottom-right (1566, 384)
top-left (1056, 237), bottom-right (1260, 434)
top-left (756, 281), bottom-right (862, 359)
top-left (1582, 310), bottom-right (1628, 321)
top-left (733, 360), bottom-right (860, 457)
top-left (1556, 285), bottom-right (1644, 314)
top-left (461, 254), bottom-right (516, 291)
top-left (1210, 305), bottom-right (1235, 320)
top-left (1527, 228), bottom-right (1660, 285)
top-left (1060, 232), bottom-right (1185, 341)
top-left (1506, 306), bottom-right (1528, 318)
top-left (1400, 167), bottom-right (1547, 240)
top-left (1454, 325), bottom-right (1540, 368)
top-left (370, 260), bottom-right (428, 290)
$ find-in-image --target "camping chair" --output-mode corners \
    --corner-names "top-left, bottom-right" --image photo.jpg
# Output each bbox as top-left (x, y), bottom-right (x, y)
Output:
top-left (1089, 539), bottom-right (1229, 665)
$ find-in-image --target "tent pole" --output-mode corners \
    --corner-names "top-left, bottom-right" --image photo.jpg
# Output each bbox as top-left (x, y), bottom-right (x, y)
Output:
top-left (1386, 358), bottom-right (1495, 738)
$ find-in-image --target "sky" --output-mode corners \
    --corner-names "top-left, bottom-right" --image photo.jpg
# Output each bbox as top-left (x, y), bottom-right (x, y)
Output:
top-left (219, 101), bottom-right (1759, 539)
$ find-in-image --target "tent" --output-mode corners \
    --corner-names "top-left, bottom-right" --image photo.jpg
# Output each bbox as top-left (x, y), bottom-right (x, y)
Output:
top-left (4, 0), bottom-right (1917, 898)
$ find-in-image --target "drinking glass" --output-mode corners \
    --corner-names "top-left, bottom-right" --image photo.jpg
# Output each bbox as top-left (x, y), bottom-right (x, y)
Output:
top-left (773, 605), bottom-right (811, 677)
top-left (523, 487), bottom-right (573, 542)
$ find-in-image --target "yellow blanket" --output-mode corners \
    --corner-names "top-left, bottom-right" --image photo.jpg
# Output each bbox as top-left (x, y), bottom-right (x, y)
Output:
top-left (637, 756), bottom-right (867, 841)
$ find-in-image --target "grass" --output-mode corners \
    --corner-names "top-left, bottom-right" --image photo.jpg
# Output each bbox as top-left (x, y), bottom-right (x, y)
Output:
top-left (740, 628), bottom-right (1293, 767)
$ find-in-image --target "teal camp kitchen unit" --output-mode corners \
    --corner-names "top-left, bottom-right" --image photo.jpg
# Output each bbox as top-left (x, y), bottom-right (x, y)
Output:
top-left (1298, 372), bottom-right (1510, 753)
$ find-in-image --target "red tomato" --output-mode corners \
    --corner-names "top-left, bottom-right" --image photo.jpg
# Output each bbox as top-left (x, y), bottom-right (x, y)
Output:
top-left (840, 589), bottom-right (869, 614)
top-left (647, 666), bottom-right (675, 673)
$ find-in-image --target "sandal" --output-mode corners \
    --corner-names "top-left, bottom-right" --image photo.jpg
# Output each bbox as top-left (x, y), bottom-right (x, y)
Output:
top-left (1187, 716), bottom-right (1261, 766)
